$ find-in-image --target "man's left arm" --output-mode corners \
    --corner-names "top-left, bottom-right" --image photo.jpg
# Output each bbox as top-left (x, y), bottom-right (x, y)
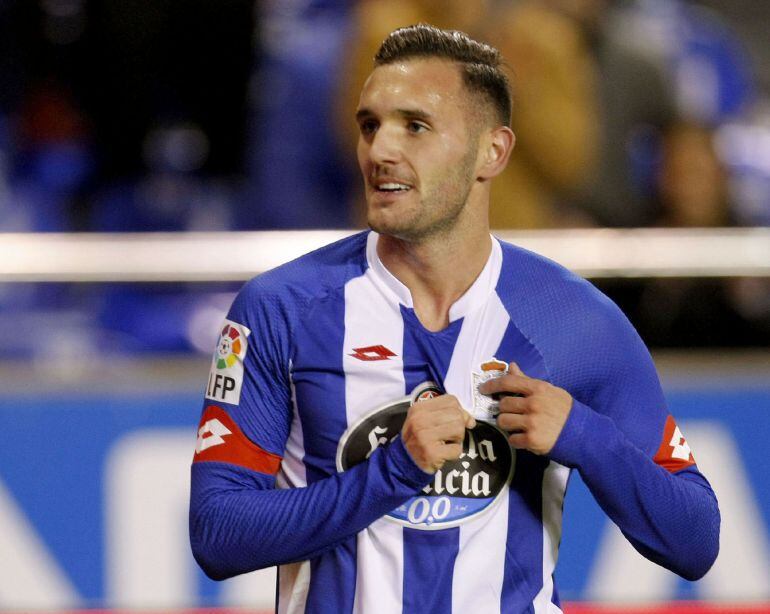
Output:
top-left (481, 357), bottom-right (720, 581)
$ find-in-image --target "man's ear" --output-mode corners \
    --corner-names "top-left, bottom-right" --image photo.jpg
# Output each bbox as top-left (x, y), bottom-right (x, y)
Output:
top-left (478, 126), bottom-right (515, 180)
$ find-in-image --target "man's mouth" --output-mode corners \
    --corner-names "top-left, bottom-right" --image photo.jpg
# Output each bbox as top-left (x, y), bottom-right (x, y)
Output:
top-left (376, 182), bottom-right (412, 193)
top-left (372, 180), bottom-right (412, 194)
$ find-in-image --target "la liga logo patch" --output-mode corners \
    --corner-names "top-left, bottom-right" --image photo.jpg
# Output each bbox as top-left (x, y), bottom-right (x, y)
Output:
top-left (205, 318), bottom-right (251, 405)
top-left (216, 324), bottom-right (244, 369)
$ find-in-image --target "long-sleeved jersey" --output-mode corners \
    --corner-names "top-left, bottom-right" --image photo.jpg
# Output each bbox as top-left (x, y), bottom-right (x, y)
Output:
top-left (189, 231), bottom-right (720, 613)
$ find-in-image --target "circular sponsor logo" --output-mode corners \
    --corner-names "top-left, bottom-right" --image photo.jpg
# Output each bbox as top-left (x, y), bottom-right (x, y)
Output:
top-left (336, 383), bottom-right (515, 530)
top-left (216, 324), bottom-right (242, 369)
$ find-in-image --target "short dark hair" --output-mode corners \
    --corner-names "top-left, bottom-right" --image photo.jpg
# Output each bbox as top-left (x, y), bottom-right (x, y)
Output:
top-left (374, 24), bottom-right (512, 127)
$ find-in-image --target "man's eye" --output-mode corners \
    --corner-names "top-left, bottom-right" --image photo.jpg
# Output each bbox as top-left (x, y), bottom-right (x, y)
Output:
top-left (408, 121), bottom-right (428, 133)
top-left (360, 120), bottom-right (378, 135)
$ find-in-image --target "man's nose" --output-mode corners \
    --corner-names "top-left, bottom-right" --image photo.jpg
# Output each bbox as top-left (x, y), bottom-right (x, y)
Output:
top-left (368, 125), bottom-right (402, 165)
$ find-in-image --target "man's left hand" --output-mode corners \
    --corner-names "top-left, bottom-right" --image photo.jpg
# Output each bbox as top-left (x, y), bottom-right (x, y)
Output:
top-left (478, 363), bottom-right (573, 455)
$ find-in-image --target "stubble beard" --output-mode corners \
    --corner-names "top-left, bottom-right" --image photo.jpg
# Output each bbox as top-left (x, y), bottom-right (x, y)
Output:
top-left (367, 145), bottom-right (478, 243)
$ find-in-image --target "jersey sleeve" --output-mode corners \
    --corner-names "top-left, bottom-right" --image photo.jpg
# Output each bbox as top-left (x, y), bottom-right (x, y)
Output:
top-left (189, 278), bottom-right (433, 580)
top-left (547, 291), bottom-right (720, 581)
top-left (198, 280), bottom-right (294, 459)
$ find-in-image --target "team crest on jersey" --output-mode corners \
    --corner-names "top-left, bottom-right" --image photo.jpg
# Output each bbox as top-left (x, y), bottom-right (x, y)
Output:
top-left (471, 358), bottom-right (510, 421)
top-left (337, 381), bottom-right (515, 530)
top-left (205, 319), bottom-right (251, 405)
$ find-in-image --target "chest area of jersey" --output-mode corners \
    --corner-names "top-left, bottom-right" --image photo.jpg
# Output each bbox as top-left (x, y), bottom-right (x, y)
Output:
top-left (289, 278), bottom-right (547, 529)
top-left (293, 280), bottom-right (518, 440)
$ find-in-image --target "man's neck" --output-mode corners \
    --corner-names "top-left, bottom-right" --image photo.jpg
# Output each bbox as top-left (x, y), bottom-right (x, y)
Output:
top-left (377, 226), bottom-right (493, 332)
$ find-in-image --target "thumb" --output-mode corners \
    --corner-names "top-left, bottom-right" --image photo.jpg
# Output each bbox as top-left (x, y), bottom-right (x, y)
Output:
top-left (464, 410), bottom-right (477, 429)
top-left (508, 362), bottom-right (525, 377)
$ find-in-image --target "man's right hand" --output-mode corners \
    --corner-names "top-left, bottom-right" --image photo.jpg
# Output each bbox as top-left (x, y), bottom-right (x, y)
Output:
top-left (401, 395), bottom-right (476, 473)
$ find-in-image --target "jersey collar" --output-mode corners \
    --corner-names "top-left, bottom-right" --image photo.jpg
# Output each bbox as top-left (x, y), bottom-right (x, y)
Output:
top-left (365, 231), bottom-right (503, 323)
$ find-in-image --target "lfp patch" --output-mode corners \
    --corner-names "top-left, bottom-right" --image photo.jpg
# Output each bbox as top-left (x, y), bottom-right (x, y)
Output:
top-left (205, 319), bottom-right (251, 405)
top-left (471, 358), bottom-right (509, 421)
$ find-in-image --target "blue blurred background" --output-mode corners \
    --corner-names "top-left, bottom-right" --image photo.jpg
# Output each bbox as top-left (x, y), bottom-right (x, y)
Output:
top-left (0, 0), bottom-right (769, 357)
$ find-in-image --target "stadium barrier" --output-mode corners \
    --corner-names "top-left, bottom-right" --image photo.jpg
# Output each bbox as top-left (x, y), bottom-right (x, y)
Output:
top-left (1, 227), bottom-right (769, 281)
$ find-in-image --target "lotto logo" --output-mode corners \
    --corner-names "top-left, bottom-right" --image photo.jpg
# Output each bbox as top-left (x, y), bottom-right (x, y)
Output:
top-left (193, 405), bottom-right (283, 475)
top-left (196, 418), bottom-right (232, 453)
top-left (654, 414), bottom-right (696, 472)
top-left (669, 425), bottom-right (692, 461)
top-left (349, 345), bottom-right (396, 361)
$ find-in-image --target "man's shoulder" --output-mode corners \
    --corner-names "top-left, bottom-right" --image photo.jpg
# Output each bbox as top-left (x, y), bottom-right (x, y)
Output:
top-left (495, 238), bottom-right (647, 390)
top-left (495, 237), bottom-right (629, 337)
top-left (238, 230), bottom-right (370, 309)
top-left (496, 237), bottom-right (595, 297)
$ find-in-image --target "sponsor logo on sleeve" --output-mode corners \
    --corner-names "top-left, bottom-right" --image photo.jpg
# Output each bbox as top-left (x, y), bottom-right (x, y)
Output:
top-left (205, 319), bottom-right (251, 405)
top-left (653, 414), bottom-right (696, 472)
top-left (193, 405), bottom-right (282, 475)
top-left (196, 417), bottom-right (232, 453)
top-left (337, 381), bottom-right (514, 530)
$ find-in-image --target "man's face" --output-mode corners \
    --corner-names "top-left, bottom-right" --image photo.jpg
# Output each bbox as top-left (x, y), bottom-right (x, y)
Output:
top-left (356, 58), bottom-right (481, 241)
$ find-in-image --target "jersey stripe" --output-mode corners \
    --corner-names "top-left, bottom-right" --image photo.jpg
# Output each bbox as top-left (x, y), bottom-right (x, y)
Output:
top-left (344, 262), bottom-right (408, 614)
top-left (277, 365), bottom-right (308, 489)
top-left (352, 520), bottom-right (405, 614)
top-left (448, 290), bottom-right (511, 613)
top-left (293, 278), bottom-right (357, 613)
top-left (277, 561), bottom-right (311, 614)
top-left (275, 368), bottom-right (309, 613)
top-left (493, 288), bottom-right (562, 612)
top-left (455, 490), bottom-right (510, 613)
top-left (501, 452), bottom-right (548, 612)
top-left (403, 526), bottom-right (460, 613)
top-left (308, 540), bottom-right (358, 614)
top-left (532, 461), bottom-right (569, 613)
top-left (400, 300), bottom-right (464, 613)
top-left (401, 305), bottom-right (462, 393)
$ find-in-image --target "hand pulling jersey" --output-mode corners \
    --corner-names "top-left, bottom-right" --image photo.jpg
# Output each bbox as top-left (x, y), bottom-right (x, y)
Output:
top-left (190, 231), bottom-right (719, 614)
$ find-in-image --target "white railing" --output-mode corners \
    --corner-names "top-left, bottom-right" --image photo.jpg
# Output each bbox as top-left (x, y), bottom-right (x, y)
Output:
top-left (0, 227), bottom-right (768, 282)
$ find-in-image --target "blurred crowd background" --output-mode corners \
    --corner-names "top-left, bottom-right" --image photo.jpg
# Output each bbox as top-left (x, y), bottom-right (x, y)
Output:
top-left (1, 0), bottom-right (769, 360)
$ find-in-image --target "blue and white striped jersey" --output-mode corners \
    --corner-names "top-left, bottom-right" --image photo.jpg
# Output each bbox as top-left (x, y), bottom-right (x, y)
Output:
top-left (190, 231), bottom-right (719, 613)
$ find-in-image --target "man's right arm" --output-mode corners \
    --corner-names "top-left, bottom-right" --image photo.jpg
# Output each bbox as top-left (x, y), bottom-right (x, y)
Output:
top-left (189, 394), bottom-right (472, 580)
top-left (189, 421), bottom-right (429, 580)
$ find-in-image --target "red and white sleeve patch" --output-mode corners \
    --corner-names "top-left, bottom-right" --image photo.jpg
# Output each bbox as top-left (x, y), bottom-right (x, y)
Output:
top-left (193, 405), bottom-right (282, 476)
top-left (653, 414), bottom-right (696, 473)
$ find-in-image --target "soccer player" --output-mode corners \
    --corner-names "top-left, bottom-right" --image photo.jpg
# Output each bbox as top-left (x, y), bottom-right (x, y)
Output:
top-left (190, 25), bottom-right (720, 613)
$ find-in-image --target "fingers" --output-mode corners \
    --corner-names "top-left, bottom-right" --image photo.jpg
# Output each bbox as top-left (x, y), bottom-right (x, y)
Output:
top-left (478, 364), bottom-right (544, 398)
top-left (479, 374), bottom-right (536, 397)
top-left (498, 394), bottom-right (528, 414)
top-left (497, 411), bottom-right (527, 433)
top-left (412, 397), bottom-right (473, 428)
top-left (507, 432), bottom-right (528, 450)
top-left (430, 421), bottom-right (468, 444)
top-left (436, 442), bottom-right (463, 463)
top-left (421, 407), bottom-right (470, 427)
top-left (402, 394), bottom-right (475, 473)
